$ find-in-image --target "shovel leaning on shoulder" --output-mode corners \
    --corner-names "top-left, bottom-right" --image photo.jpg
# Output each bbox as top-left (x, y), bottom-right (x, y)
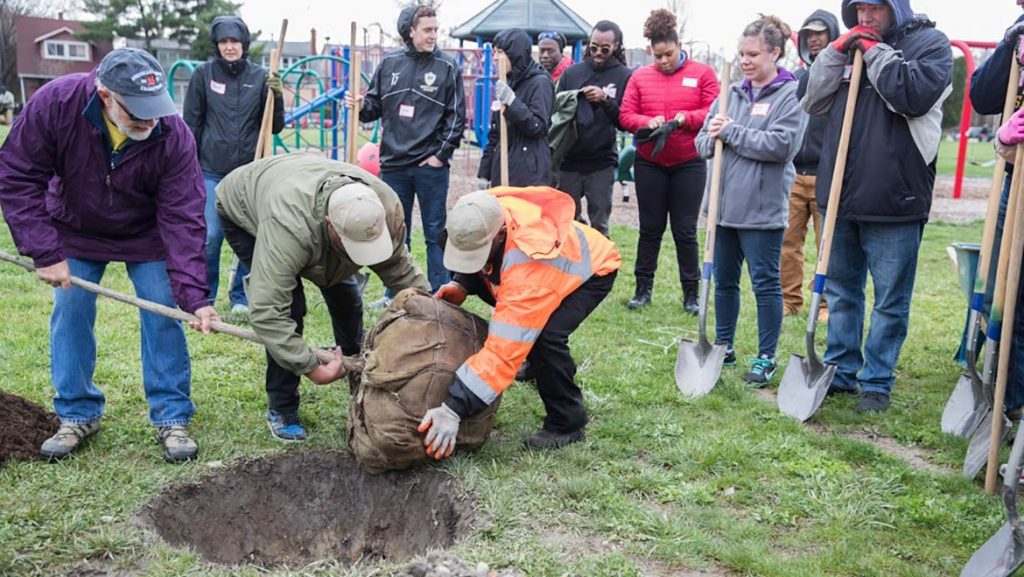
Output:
top-left (675, 61), bottom-right (731, 398)
top-left (777, 49), bottom-right (864, 422)
top-left (0, 250), bottom-right (363, 373)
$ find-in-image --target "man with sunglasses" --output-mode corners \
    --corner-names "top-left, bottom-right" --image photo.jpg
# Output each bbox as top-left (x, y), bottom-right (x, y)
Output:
top-left (537, 31), bottom-right (574, 83)
top-left (0, 48), bottom-right (217, 463)
top-left (553, 21), bottom-right (632, 237)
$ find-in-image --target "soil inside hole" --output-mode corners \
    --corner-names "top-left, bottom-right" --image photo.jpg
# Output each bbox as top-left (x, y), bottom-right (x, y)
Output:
top-left (136, 450), bottom-right (474, 567)
top-left (0, 392), bottom-right (59, 469)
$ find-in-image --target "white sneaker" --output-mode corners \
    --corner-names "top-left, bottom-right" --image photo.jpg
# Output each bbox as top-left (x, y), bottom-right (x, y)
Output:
top-left (367, 296), bottom-right (392, 310)
top-left (230, 303), bottom-right (249, 315)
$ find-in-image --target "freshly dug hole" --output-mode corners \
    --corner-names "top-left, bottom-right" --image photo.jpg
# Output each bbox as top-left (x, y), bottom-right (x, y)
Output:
top-left (137, 450), bottom-right (473, 567)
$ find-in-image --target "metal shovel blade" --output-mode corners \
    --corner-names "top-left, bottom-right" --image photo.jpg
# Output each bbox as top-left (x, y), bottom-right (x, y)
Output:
top-left (778, 352), bottom-right (838, 422)
top-left (961, 523), bottom-right (1024, 577)
top-left (963, 411), bottom-right (1013, 478)
top-left (675, 338), bottom-right (727, 398)
top-left (943, 371), bottom-right (983, 438)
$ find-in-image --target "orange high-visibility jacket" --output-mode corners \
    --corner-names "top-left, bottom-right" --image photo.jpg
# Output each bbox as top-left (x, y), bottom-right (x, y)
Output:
top-left (454, 186), bottom-right (621, 408)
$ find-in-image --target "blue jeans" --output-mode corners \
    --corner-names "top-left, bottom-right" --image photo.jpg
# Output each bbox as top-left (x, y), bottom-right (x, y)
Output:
top-left (204, 172), bottom-right (248, 307)
top-left (51, 258), bottom-right (195, 426)
top-left (824, 219), bottom-right (924, 395)
top-left (983, 173), bottom-right (1024, 411)
top-left (380, 165), bottom-right (450, 295)
top-left (713, 226), bottom-right (784, 358)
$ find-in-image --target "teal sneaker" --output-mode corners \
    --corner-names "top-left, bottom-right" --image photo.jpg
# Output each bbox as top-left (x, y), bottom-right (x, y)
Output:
top-left (743, 355), bottom-right (777, 387)
top-left (267, 411), bottom-right (306, 442)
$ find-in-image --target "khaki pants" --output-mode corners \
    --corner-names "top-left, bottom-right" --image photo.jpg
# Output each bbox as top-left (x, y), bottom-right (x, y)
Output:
top-left (781, 173), bottom-right (827, 313)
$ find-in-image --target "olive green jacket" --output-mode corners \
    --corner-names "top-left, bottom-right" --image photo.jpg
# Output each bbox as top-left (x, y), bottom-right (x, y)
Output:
top-left (216, 154), bottom-right (429, 375)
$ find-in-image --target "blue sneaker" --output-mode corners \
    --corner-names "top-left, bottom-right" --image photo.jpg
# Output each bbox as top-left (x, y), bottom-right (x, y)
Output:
top-left (267, 411), bottom-right (306, 442)
top-left (743, 354), bottom-right (777, 387)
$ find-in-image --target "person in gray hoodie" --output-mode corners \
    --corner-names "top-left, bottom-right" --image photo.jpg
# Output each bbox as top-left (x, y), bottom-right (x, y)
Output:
top-left (782, 10), bottom-right (839, 319)
top-left (695, 14), bottom-right (807, 387)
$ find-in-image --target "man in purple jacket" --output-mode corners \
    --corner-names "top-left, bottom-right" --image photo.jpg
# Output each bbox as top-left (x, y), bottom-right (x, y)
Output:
top-left (0, 48), bottom-right (218, 463)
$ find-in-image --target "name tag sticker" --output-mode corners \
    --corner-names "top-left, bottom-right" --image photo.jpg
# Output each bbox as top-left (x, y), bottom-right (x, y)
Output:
top-left (399, 104), bottom-right (415, 118)
top-left (210, 80), bottom-right (226, 95)
top-left (751, 102), bottom-right (771, 116)
top-left (682, 77), bottom-right (699, 88)
top-left (603, 84), bottom-right (617, 99)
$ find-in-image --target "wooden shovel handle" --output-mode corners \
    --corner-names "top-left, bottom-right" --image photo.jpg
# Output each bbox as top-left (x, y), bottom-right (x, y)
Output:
top-left (498, 55), bottom-right (510, 187)
top-left (254, 19), bottom-right (289, 161)
top-left (347, 22), bottom-right (361, 164)
top-left (701, 61), bottom-right (732, 264)
top-left (985, 142), bottom-right (1024, 493)
top-left (0, 251), bottom-right (363, 373)
top-left (815, 49), bottom-right (864, 276)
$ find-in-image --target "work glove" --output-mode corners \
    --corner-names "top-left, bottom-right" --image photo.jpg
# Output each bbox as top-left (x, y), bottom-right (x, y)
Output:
top-left (266, 71), bottom-right (283, 96)
top-left (417, 403), bottom-right (460, 460)
top-left (998, 108), bottom-right (1024, 146)
top-left (636, 119), bottom-right (679, 158)
top-left (434, 281), bottom-right (468, 306)
top-left (831, 25), bottom-right (882, 54)
top-left (494, 80), bottom-right (516, 106)
top-left (477, 177), bottom-right (491, 190)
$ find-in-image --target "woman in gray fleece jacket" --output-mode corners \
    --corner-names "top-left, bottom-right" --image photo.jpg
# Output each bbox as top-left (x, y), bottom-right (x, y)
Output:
top-left (695, 14), bottom-right (807, 387)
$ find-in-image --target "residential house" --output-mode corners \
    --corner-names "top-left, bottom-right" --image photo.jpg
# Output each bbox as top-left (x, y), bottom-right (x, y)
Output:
top-left (14, 15), bottom-right (112, 103)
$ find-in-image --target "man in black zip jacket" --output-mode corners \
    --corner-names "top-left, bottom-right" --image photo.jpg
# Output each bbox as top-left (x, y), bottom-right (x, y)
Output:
top-left (183, 16), bottom-right (284, 316)
top-left (554, 20), bottom-right (632, 237)
top-left (782, 10), bottom-right (839, 318)
top-left (345, 5), bottom-right (466, 305)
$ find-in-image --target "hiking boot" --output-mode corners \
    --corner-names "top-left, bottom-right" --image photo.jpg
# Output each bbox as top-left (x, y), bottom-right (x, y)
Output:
top-left (817, 307), bottom-right (830, 324)
top-left (367, 296), bottom-right (392, 311)
top-left (857, 392), bottom-right (891, 413)
top-left (1007, 406), bottom-right (1024, 423)
top-left (682, 282), bottom-right (699, 316)
top-left (827, 384), bottom-right (859, 397)
top-left (40, 421), bottom-right (100, 461)
top-left (627, 278), bottom-right (653, 310)
top-left (230, 303), bottom-right (249, 316)
top-left (522, 428), bottom-right (585, 450)
top-left (722, 347), bottom-right (736, 367)
top-left (743, 354), bottom-right (777, 387)
top-left (267, 410), bottom-right (306, 442)
top-left (157, 425), bottom-right (198, 463)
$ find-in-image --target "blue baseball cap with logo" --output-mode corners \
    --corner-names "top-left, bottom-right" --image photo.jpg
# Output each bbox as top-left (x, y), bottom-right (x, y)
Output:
top-left (97, 48), bottom-right (177, 120)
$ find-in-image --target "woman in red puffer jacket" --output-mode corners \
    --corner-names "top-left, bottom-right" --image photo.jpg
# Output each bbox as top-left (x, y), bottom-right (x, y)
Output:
top-left (619, 9), bottom-right (719, 313)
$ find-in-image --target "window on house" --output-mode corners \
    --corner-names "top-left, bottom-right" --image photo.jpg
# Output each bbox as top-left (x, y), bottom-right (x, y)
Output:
top-left (43, 40), bottom-right (91, 62)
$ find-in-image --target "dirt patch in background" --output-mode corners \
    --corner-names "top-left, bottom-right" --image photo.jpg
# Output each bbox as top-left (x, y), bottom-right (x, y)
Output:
top-left (0, 391), bottom-right (58, 468)
top-left (137, 450), bottom-right (474, 568)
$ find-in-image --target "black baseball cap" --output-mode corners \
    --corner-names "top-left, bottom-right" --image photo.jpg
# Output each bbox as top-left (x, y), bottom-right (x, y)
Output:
top-left (97, 48), bottom-right (177, 120)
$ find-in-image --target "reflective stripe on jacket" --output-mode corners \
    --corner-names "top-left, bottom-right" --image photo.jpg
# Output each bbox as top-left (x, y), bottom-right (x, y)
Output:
top-left (452, 187), bottom-right (621, 410)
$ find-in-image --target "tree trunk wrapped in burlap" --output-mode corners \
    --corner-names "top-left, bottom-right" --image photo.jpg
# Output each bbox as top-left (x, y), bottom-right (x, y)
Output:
top-left (348, 288), bottom-right (500, 473)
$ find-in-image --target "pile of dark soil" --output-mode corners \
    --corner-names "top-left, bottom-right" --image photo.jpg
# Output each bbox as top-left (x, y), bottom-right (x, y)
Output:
top-left (0, 391), bottom-right (58, 468)
top-left (137, 450), bottom-right (474, 567)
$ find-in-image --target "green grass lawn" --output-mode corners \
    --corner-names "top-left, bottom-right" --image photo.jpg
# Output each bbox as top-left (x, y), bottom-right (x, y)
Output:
top-left (0, 217), bottom-right (1009, 576)
top-left (937, 139), bottom-right (998, 179)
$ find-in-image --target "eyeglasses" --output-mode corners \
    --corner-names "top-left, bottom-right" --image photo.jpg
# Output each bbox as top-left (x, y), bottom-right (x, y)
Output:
top-left (589, 43), bottom-right (613, 55)
top-left (112, 97), bottom-right (142, 122)
top-left (538, 31), bottom-right (562, 43)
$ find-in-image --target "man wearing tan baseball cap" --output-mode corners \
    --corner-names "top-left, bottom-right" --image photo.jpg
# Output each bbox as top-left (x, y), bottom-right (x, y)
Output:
top-left (421, 187), bottom-right (621, 458)
top-left (216, 153), bottom-right (430, 441)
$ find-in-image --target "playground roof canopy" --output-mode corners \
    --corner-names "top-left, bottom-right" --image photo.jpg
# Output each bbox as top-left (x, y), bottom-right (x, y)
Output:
top-left (450, 0), bottom-right (592, 44)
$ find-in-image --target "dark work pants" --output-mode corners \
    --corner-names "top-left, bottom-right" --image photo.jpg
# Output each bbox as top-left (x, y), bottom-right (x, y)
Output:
top-left (220, 214), bottom-right (363, 420)
top-left (633, 157), bottom-right (706, 286)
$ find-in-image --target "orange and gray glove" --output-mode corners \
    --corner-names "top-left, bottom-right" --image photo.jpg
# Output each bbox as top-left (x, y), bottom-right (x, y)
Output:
top-left (434, 281), bottom-right (468, 306)
top-left (417, 403), bottom-right (460, 460)
top-left (831, 25), bottom-right (881, 54)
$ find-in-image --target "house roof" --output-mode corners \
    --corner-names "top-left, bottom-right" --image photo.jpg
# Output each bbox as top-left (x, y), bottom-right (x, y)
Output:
top-left (33, 26), bottom-right (80, 44)
top-left (14, 15), bottom-right (111, 78)
top-left (450, 0), bottom-right (592, 44)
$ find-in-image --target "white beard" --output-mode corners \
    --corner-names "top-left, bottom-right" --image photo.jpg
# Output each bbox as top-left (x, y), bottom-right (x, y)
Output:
top-left (111, 115), bottom-right (154, 141)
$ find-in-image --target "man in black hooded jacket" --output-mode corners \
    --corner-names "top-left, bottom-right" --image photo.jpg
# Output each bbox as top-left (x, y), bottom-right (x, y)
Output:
top-left (345, 5), bottom-right (466, 306)
top-left (479, 28), bottom-right (555, 187)
top-left (782, 9), bottom-right (839, 318)
top-left (183, 16), bottom-right (285, 315)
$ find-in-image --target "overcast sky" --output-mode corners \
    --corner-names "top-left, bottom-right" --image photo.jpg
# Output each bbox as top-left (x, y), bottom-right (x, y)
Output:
top-left (239, 0), bottom-right (1022, 55)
